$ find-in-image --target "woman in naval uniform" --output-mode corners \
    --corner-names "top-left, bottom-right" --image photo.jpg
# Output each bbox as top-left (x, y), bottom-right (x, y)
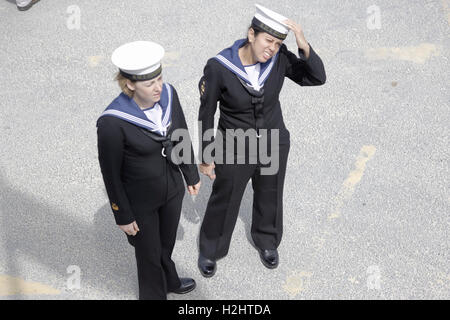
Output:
top-left (197, 4), bottom-right (326, 277)
top-left (97, 41), bottom-right (201, 300)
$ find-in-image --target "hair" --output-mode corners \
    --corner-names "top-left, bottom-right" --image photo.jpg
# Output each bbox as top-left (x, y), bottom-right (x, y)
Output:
top-left (244, 26), bottom-right (263, 45)
top-left (114, 72), bottom-right (135, 98)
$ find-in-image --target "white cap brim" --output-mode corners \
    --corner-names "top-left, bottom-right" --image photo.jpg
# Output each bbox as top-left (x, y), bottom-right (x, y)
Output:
top-left (254, 4), bottom-right (289, 35)
top-left (111, 41), bottom-right (165, 76)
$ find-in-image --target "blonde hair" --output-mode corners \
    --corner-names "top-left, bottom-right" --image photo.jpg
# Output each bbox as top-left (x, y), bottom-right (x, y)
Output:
top-left (114, 72), bottom-right (135, 98)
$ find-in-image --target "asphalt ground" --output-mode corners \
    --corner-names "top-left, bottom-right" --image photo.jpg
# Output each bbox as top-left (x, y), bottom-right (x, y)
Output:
top-left (0, 0), bottom-right (449, 300)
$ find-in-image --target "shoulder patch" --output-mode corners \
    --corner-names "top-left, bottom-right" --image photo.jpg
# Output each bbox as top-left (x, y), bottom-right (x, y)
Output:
top-left (200, 78), bottom-right (206, 97)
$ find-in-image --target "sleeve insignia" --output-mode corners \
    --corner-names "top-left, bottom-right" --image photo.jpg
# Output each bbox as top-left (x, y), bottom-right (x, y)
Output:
top-left (200, 79), bottom-right (206, 97)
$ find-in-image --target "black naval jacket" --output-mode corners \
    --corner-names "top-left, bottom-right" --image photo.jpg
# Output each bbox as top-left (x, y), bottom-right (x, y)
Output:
top-left (97, 86), bottom-right (199, 226)
top-left (198, 41), bottom-right (326, 158)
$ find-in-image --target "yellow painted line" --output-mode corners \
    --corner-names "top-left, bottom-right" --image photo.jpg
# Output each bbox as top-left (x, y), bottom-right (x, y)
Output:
top-left (87, 55), bottom-right (104, 67)
top-left (329, 145), bottom-right (376, 220)
top-left (283, 271), bottom-right (313, 298)
top-left (436, 272), bottom-right (450, 285)
top-left (365, 43), bottom-right (439, 64)
top-left (348, 276), bottom-right (360, 284)
top-left (441, 0), bottom-right (450, 24)
top-left (163, 51), bottom-right (181, 67)
top-left (0, 275), bottom-right (60, 296)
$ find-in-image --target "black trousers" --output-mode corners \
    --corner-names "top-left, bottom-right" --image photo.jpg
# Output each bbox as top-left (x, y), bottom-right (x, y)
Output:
top-left (199, 142), bottom-right (290, 260)
top-left (126, 191), bottom-right (184, 300)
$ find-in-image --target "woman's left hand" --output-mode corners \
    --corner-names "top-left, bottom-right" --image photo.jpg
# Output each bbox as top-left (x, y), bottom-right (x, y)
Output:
top-left (187, 181), bottom-right (201, 195)
top-left (283, 19), bottom-right (310, 58)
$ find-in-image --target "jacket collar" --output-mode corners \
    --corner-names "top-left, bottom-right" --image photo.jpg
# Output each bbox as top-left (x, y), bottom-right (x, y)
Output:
top-left (214, 39), bottom-right (278, 87)
top-left (99, 83), bottom-right (173, 136)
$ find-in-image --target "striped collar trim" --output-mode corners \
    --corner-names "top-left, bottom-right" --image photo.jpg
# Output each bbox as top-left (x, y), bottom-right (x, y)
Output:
top-left (100, 83), bottom-right (173, 135)
top-left (214, 40), bottom-right (278, 87)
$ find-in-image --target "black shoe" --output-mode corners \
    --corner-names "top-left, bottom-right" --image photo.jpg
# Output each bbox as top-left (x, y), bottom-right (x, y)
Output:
top-left (17, 0), bottom-right (40, 11)
top-left (258, 249), bottom-right (279, 269)
top-left (198, 254), bottom-right (217, 278)
top-left (168, 278), bottom-right (196, 294)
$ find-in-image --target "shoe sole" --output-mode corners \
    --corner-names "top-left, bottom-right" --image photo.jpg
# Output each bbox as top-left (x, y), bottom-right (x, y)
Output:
top-left (169, 284), bottom-right (196, 295)
top-left (17, 0), bottom-right (40, 11)
top-left (169, 285), bottom-right (197, 294)
top-left (261, 260), bottom-right (279, 269)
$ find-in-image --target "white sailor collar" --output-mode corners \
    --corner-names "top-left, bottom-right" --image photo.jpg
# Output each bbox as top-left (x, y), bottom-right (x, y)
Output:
top-left (214, 39), bottom-right (279, 88)
top-left (99, 83), bottom-right (173, 136)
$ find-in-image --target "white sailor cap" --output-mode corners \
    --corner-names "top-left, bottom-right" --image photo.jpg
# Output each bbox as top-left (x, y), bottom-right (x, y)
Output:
top-left (252, 4), bottom-right (289, 40)
top-left (111, 41), bottom-right (165, 81)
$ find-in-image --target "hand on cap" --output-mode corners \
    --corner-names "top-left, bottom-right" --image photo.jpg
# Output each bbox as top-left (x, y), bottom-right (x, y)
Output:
top-left (283, 19), bottom-right (310, 56)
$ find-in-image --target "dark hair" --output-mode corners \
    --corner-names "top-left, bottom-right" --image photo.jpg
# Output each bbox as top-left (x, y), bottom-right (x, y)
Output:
top-left (244, 26), bottom-right (263, 45)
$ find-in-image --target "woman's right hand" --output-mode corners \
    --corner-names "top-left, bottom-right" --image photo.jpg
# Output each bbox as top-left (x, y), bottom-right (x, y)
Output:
top-left (119, 221), bottom-right (140, 236)
top-left (187, 181), bottom-right (201, 195)
top-left (199, 163), bottom-right (216, 180)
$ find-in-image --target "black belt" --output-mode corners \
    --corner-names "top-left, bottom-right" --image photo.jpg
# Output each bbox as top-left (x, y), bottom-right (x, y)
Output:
top-left (237, 77), bottom-right (265, 138)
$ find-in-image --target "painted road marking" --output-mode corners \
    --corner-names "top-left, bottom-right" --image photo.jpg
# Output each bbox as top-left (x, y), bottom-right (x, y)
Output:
top-left (365, 43), bottom-right (439, 64)
top-left (282, 146), bottom-right (376, 297)
top-left (329, 145), bottom-right (376, 220)
top-left (283, 271), bottom-right (313, 298)
top-left (0, 275), bottom-right (60, 296)
top-left (88, 56), bottom-right (104, 67)
top-left (441, 0), bottom-right (450, 24)
top-left (163, 51), bottom-right (181, 67)
top-left (348, 276), bottom-right (360, 284)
